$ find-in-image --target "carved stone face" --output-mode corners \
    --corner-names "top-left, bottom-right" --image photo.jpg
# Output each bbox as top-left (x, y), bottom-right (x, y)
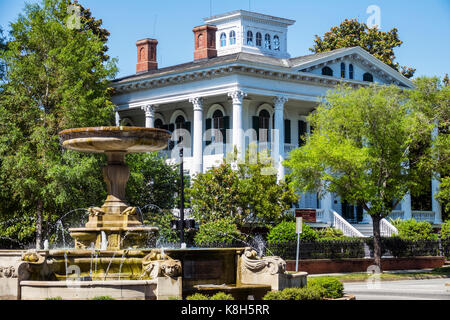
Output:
top-left (161, 261), bottom-right (181, 277)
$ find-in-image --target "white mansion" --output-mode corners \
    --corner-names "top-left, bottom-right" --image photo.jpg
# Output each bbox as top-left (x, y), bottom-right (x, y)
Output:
top-left (111, 10), bottom-right (442, 236)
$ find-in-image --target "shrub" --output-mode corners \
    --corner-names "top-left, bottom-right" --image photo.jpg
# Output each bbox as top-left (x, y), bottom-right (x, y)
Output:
top-left (441, 220), bottom-right (450, 239)
top-left (194, 217), bottom-right (244, 246)
top-left (263, 287), bottom-right (324, 300)
top-left (396, 219), bottom-right (437, 240)
top-left (308, 277), bottom-right (344, 299)
top-left (186, 293), bottom-right (210, 300)
top-left (267, 221), bottom-right (319, 243)
top-left (91, 296), bottom-right (115, 300)
top-left (185, 292), bottom-right (234, 300)
top-left (317, 227), bottom-right (345, 240)
top-left (210, 292), bottom-right (234, 300)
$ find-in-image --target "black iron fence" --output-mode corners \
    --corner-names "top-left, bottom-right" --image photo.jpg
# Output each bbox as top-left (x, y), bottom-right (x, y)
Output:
top-left (265, 238), bottom-right (450, 260)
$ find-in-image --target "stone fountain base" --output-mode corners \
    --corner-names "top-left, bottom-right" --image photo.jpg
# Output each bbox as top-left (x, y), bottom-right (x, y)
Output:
top-left (8, 248), bottom-right (308, 300)
top-left (69, 226), bottom-right (159, 250)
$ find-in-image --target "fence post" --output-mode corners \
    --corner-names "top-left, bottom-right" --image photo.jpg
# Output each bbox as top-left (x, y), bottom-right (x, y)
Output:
top-left (438, 232), bottom-right (443, 257)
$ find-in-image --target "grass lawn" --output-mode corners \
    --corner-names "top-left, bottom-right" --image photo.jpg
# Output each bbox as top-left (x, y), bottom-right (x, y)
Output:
top-left (309, 266), bottom-right (450, 283)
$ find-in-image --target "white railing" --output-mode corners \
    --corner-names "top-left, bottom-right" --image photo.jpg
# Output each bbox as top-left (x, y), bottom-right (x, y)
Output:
top-left (412, 211), bottom-right (435, 223)
top-left (331, 210), bottom-right (365, 238)
top-left (315, 209), bottom-right (326, 223)
top-left (380, 218), bottom-right (398, 237)
top-left (284, 144), bottom-right (296, 155)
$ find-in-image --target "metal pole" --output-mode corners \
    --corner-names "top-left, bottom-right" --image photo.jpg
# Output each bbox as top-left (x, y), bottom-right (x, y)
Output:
top-left (296, 233), bottom-right (300, 272)
top-left (180, 148), bottom-right (185, 245)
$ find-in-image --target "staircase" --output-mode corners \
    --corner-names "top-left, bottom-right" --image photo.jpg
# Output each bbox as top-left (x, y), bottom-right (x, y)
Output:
top-left (351, 219), bottom-right (399, 237)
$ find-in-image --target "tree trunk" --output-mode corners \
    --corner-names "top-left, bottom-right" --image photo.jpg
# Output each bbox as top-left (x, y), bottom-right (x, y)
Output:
top-left (36, 200), bottom-right (43, 250)
top-left (371, 215), bottom-right (382, 271)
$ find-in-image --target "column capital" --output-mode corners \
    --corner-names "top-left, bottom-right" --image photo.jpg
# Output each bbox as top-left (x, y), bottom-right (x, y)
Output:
top-left (273, 96), bottom-right (289, 109)
top-left (228, 90), bottom-right (247, 105)
top-left (141, 105), bottom-right (155, 116)
top-left (189, 97), bottom-right (204, 111)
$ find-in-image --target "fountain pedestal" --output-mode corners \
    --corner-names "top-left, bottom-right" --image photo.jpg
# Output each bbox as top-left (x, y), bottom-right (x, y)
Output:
top-left (58, 127), bottom-right (171, 250)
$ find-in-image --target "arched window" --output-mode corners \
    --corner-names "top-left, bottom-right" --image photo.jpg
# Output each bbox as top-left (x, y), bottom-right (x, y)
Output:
top-left (273, 35), bottom-right (280, 51)
top-left (256, 32), bottom-right (262, 47)
top-left (341, 63), bottom-right (346, 78)
top-left (264, 34), bottom-right (271, 50)
top-left (247, 30), bottom-right (253, 46)
top-left (212, 110), bottom-right (225, 143)
top-left (154, 118), bottom-right (164, 129)
top-left (229, 30), bottom-right (236, 45)
top-left (349, 64), bottom-right (354, 79)
top-left (220, 33), bottom-right (227, 47)
top-left (322, 66), bottom-right (333, 76)
top-left (175, 115), bottom-right (186, 130)
top-left (259, 109), bottom-right (271, 142)
top-left (363, 72), bottom-right (374, 82)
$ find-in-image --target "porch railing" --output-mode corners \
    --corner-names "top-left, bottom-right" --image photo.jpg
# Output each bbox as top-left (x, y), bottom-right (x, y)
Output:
top-left (412, 211), bottom-right (435, 224)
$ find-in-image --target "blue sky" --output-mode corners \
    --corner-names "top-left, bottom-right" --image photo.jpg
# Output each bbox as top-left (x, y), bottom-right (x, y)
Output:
top-left (0, 0), bottom-right (449, 79)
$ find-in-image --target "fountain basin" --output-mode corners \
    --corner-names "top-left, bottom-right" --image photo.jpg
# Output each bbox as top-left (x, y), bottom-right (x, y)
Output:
top-left (59, 126), bottom-right (171, 153)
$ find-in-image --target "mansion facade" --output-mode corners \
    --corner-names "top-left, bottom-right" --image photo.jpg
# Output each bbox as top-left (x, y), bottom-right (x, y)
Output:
top-left (111, 10), bottom-right (442, 236)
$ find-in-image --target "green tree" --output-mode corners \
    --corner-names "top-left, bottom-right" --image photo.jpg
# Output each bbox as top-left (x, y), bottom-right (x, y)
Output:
top-left (286, 83), bottom-right (434, 269)
top-left (188, 148), bottom-right (298, 229)
top-left (410, 77), bottom-right (449, 220)
top-left (0, 0), bottom-right (117, 248)
top-left (0, 27), bottom-right (6, 82)
top-left (310, 19), bottom-right (415, 78)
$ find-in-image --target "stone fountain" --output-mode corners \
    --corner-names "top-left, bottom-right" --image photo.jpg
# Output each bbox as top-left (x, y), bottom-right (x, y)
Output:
top-left (0, 126), bottom-right (307, 300)
top-left (58, 127), bottom-right (171, 250)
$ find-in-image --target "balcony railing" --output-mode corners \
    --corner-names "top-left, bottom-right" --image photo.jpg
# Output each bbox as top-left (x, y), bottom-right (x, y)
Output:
top-left (412, 211), bottom-right (435, 224)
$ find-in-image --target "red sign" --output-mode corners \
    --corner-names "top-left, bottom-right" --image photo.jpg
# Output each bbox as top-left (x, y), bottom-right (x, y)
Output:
top-left (295, 209), bottom-right (316, 223)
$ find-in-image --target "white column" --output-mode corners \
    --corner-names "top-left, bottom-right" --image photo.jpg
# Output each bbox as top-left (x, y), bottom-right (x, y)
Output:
top-left (141, 105), bottom-right (155, 128)
top-left (431, 124), bottom-right (442, 224)
top-left (115, 110), bottom-right (121, 126)
top-left (228, 90), bottom-right (247, 160)
top-left (189, 97), bottom-right (204, 175)
top-left (401, 193), bottom-right (412, 220)
top-left (273, 96), bottom-right (288, 182)
top-left (320, 192), bottom-right (334, 224)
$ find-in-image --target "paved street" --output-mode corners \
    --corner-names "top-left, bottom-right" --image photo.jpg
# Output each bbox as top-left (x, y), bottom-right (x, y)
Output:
top-left (344, 278), bottom-right (450, 300)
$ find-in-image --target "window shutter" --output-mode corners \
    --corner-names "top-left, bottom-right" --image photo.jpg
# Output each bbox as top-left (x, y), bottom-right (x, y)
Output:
top-left (252, 116), bottom-right (260, 141)
top-left (298, 120), bottom-right (307, 147)
top-left (223, 116), bottom-right (230, 144)
top-left (284, 119), bottom-right (291, 144)
top-left (205, 118), bottom-right (212, 146)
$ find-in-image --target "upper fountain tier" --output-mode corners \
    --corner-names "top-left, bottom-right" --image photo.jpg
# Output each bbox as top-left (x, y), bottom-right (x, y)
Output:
top-left (59, 126), bottom-right (171, 154)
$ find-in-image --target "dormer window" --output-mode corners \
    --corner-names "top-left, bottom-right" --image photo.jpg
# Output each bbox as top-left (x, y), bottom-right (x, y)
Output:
top-left (247, 31), bottom-right (253, 45)
top-left (220, 33), bottom-right (227, 47)
top-left (363, 72), bottom-right (374, 82)
top-left (273, 35), bottom-right (280, 51)
top-left (256, 32), bottom-right (262, 46)
top-left (322, 66), bottom-right (333, 77)
top-left (341, 63), bottom-right (346, 78)
top-left (229, 30), bottom-right (236, 45)
top-left (349, 64), bottom-right (354, 79)
top-left (264, 34), bottom-right (271, 50)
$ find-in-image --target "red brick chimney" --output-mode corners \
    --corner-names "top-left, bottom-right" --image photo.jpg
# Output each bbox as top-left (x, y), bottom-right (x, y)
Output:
top-left (136, 38), bottom-right (158, 73)
top-left (193, 25), bottom-right (217, 60)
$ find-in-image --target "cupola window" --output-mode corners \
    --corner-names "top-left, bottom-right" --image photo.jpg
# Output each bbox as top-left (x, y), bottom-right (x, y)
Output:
top-left (256, 32), bottom-right (262, 46)
top-left (220, 33), bottom-right (227, 47)
top-left (247, 31), bottom-right (253, 45)
top-left (273, 35), bottom-right (280, 51)
top-left (229, 30), bottom-right (236, 45)
top-left (264, 34), bottom-right (271, 50)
